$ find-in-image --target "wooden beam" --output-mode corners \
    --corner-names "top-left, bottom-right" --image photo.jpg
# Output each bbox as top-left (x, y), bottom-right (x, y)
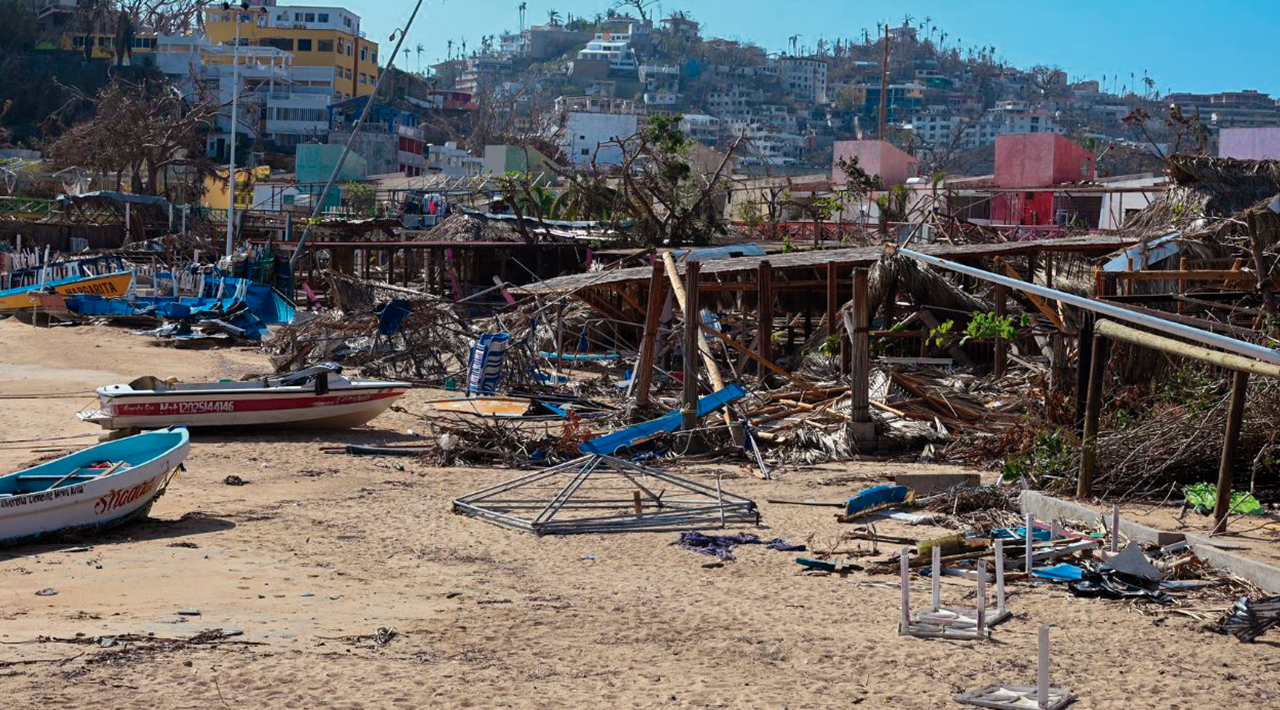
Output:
top-left (682, 260), bottom-right (700, 431)
top-left (664, 253), bottom-right (736, 436)
top-left (1003, 263), bottom-right (1065, 331)
top-left (633, 261), bottom-right (667, 407)
top-left (826, 261), bottom-right (839, 338)
top-left (758, 260), bottom-right (773, 376)
top-left (1095, 319), bottom-right (1280, 379)
top-left (1077, 333), bottom-right (1109, 498)
top-left (1214, 370), bottom-right (1250, 533)
top-left (701, 323), bottom-right (822, 396)
top-left (851, 267), bottom-right (871, 425)
top-left (994, 272), bottom-right (1008, 378)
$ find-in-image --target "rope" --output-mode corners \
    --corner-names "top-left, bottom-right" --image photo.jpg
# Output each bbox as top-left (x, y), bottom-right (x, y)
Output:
top-left (0, 433), bottom-right (99, 445)
top-left (0, 391), bottom-right (96, 400)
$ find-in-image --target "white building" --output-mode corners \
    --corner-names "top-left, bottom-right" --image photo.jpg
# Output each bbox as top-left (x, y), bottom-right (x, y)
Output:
top-left (427, 142), bottom-right (484, 179)
top-left (211, 2), bottom-right (362, 35)
top-left (577, 34), bottom-right (638, 72)
top-left (155, 35), bottom-right (334, 152)
top-left (561, 112), bottom-right (640, 167)
top-left (907, 103), bottom-right (1064, 151)
top-left (679, 114), bottom-right (721, 147)
top-left (776, 56), bottom-right (828, 105)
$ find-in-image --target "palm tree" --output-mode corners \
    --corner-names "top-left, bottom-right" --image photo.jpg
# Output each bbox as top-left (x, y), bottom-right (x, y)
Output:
top-left (518, 1), bottom-right (527, 31)
top-left (402, 47), bottom-right (410, 68)
top-left (446, 38), bottom-right (453, 60)
top-left (415, 43), bottom-right (424, 73)
top-left (547, 9), bottom-right (560, 26)
top-left (788, 34), bottom-right (801, 55)
top-left (461, 38), bottom-right (467, 56)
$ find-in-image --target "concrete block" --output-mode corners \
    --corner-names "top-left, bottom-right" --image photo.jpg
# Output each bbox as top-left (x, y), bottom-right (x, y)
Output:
top-left (1185, 534), bottom-right (1280, 594)
top-left (893, 472), bottom-right (981, 496)
top-left (1017, 490), bottom-right (1184, 546)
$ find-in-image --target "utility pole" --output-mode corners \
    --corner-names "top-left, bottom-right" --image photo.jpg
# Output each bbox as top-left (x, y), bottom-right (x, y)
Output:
top-left (225, 1), bottom-right (249, 258)
top-left (877, 21), bottom-right (890, 140)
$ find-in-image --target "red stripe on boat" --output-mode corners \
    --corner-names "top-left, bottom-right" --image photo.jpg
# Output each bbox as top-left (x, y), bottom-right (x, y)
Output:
top-left (111, 391), bottom-right (403, 417)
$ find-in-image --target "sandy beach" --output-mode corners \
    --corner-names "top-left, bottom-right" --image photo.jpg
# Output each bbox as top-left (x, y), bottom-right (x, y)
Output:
top-left (1, 318), bottom-right (1277, 709)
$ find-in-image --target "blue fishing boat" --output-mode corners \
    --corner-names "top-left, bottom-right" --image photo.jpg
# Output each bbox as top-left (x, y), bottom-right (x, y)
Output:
top-left (0, 428), bottom-right (190, 545)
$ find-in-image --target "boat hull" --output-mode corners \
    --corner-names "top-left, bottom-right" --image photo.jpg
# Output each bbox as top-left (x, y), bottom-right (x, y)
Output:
top-left (0, 429), bottom-right (190, 545)
top-left (82, 386), bottom-right (408, 431)
top-left (0, 271), bottom-right (134, 314)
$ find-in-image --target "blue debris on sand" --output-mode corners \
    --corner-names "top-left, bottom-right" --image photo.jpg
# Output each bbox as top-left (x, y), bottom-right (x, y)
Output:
top-left (579, 384), bottom-right (746, 456)
top-left (844, 485), bottom-right (911, 516)
top-left (1032, 563), bottom-right (1086, 582)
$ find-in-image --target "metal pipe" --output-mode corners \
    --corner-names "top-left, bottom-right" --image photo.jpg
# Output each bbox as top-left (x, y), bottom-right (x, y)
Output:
top-left (289, 0), bottom-right (426, 268)
top-left (897, 247), bottom-right (1280, 365)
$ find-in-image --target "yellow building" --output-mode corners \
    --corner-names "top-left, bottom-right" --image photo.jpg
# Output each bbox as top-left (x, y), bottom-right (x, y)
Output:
top-left (203, 2), bottom-right (379, 101)
top-left (60, 33), bottom-right (158, 63)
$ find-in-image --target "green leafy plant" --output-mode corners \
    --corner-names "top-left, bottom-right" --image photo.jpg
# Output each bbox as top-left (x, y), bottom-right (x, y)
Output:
top-left (781, 235), bottom-right (795, 254)
top-left (928, 319), bottom-right (955, 348)
top-left (962, 311), bottom-right (1020, 344)
top-left (818, 335), bottom-right (841, 359)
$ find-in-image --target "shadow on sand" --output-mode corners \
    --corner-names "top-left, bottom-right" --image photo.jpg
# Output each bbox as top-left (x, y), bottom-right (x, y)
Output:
top-left (0, 511), bottom-right (236, 561)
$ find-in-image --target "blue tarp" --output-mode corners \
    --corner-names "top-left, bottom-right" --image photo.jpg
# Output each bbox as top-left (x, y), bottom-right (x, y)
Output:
top-left (579, 384), bottom-right (747, 456)
top-left (991, 527), bottom-right (1053, 542)
top-left (1032, 563), bottom-right (1086, 582)
top-left (844, 485), bottom-right (911, 516)
top-left (1103, 231), bottom-right (1183, 272)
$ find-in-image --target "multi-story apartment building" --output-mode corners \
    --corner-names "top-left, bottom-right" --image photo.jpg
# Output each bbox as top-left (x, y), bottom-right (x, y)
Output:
top-left (1166, 90), bottom-right (1280, 129)
top-left (679, 114), bottom-right (722, 147)
top-left (203, 0), bottom-right (379, 101)
top-left (456, 55), bottom-right (513, 94)
top-left (776, 56), bottom-right (829, 105)
top-left (155, 35), bottom-right (333, 153)
top-left (554, 96), bottom-right (637, 115)
top-left (561, 111), bottom-right (640, 167)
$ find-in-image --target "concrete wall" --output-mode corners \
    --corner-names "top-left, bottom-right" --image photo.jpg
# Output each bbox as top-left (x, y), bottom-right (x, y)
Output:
top-left (1220, 127), bottom-right (1280, 160)
top-left (995, 133), bottom-right (1095, 188)
top-left (564, 112), bottom-right (639, 166)
top-left (832, 140), bottom-right (919, 187)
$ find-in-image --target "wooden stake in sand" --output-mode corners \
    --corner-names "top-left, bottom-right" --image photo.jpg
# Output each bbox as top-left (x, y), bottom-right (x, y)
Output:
top-left (995, 540), bottom-right (1007, 617)
top-left (930, 546), bottom-right (941, 611)
top-left (1025, 513), bottom-right (1035, 573)
top-left (899, 546), bottom-right (911, 633)
top-left (1111, 505), bottom-right (1121, 554)
top-left (1038, 625), bottom-right (1051, 710)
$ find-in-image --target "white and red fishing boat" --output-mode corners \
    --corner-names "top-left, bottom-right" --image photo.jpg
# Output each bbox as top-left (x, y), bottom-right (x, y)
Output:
top-left (79, 364), bottom-right (410, 431)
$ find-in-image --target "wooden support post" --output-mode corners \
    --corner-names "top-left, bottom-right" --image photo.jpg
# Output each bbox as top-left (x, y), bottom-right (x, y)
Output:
top-left (633, 262), bottom-right (667, 407)
top-left (1073, 314), bottom-right (1094, 434)
top-left (826, 261), bottom-right (839, 338)
top-left (681, 260), bottom-right (701, 431)
top-left (1077, 333), bottom-right (1109, 498)
top-left (1213, 370), bottom-right (1250, 533)
top-left (757, 260), bottom-right (773, 375)
top-left (994, 278), bottom-right (1008, 378)
top-left (1093, 265), bottom-right (1104, 297)
top-left (555, 301), bottom-right (566, 374)
top-left (849, 267), bottom-right (873, 442)
top-left (664, 253), bottom-right (739, 441)
top-left (1177, 257), bottom-right (1189, 314)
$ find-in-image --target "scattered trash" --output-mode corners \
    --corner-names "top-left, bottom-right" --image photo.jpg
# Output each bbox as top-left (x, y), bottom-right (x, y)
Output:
top-left (223, 475), bottom-right (248, 486)
top-left (1217, 595), bottom-right (1280, 642)
top-left (35, 588), bottom-right (58, 597)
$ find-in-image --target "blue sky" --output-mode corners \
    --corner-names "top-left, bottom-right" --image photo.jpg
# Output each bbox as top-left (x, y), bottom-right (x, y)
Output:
top-left (350, 0), bottom-right (1280, 96)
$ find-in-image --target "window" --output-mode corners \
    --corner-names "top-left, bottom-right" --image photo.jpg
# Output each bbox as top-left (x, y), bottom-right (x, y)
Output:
top-left (360, 73), bottom-right (367, 84)
top-left (305, 13), bottom-right (315, 22)
top-left (581, 149), bottom-right (589, 156)
top-left (347, 44), bottom-right (353, 56)
top-left (318, 13), bottom-right (329, 22)
top-left (371, 51), bottom-right (377, 63)
top-left (318, 39), bottom-right (333, 52)
top-left (261, 37), bottom-right (293, 51)
top-left (297, 39), bottom-right (312, 51)
top-left (337, 38), bottom-right (344, 52)
top-left (344, 68), bottom-right (352, 79)
top-left (360, 46), bottom-right (367, 61)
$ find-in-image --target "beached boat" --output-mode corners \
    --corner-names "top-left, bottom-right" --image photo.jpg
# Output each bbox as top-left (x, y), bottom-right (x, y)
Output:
top-left (0, 270), bottom-right (134, 314)
top-left (0, 428), bottom-right (190, 545)
top-left (79, 365), bottom-right (411, 431)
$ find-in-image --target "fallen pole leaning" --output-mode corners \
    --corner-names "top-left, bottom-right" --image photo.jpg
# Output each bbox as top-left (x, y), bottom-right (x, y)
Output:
top-left (895, 246), bottom-right (1280, 366)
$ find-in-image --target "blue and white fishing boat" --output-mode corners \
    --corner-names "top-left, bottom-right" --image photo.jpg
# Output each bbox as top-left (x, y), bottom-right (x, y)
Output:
top-left (0, 428), bottom-right (190, 545)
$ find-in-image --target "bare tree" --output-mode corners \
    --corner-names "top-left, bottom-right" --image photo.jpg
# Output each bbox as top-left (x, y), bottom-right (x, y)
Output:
top-left (47, 76), bottom-right (221, 198)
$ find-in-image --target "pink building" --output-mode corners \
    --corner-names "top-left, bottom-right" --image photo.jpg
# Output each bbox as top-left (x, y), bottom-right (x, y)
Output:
top-left (832, 140), bottom-right (919, 187)
top-left (1219, 127), bottom-right (1280, 160)
top-left (994, 133), bottom-right (1095, 188)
